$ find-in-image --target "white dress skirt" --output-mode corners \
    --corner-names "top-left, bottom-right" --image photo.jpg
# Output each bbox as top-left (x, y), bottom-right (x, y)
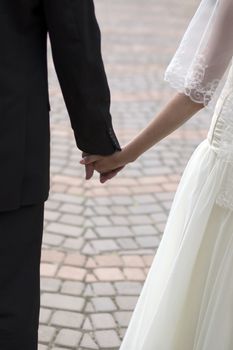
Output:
top-left (118, 83), bottom-right (233, 348)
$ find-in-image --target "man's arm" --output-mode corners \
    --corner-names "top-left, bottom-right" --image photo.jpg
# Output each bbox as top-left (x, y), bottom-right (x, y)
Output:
top-left (42, 0), bottom-right (121, 155)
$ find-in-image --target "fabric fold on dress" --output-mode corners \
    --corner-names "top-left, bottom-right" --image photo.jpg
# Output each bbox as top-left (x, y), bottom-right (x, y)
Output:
top-left (119, 139), bottom-right (233, 350)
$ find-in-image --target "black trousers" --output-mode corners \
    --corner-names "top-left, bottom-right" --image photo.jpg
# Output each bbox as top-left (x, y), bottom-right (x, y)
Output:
top-left (0, 202), bottom-right (45, 350)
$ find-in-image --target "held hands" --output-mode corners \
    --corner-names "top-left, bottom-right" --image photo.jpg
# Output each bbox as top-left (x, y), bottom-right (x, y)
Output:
top-left (80, 149), bottom-right (128, 183)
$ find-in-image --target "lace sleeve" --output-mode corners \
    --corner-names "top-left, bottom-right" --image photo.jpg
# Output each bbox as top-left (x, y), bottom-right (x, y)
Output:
top-left (164, 0), bottom-right (233, 111)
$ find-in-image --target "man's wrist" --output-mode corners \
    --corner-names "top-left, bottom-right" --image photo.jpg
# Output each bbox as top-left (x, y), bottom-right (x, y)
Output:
top-left (82, 151), bottom-right (89, 157)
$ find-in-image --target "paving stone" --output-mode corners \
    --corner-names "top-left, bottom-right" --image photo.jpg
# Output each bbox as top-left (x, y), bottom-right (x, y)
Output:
top-left (83, 207), bottom-right (96, 217)
top-left (94, 330), bottom-right (121, 348)
top-left (122, 255), bottom-right (145, 267)
top-left (83, 219), bottom-right (95, 228)
top-left (91, 313), bottom-right (116, 329)
top-left (57, 266), bottom-right (87, 281)
top-left (136, 235), bottom-right (160, 248)
top-left (85, 273), bottom-right (98, 282)
top-left (59, 213), bottom-right (85, 226)
top-left (96, 226), bottom-right (133, 238)
top-left (123, 268), bottom-right (145, 281)
top-left (51, 310), bottom-right (84, 329)
top-left (114, 281), bottom-right (143, 295)
top-left (91, 297), bottom-right (117, 312)
top-left (84, 228), bottom-right (98, 239)
top-left (92, 282), bottom-right (116, 296)
top-left (41, 293), bottom-right (85, 312)
top-left (44, 200), bottom-right (60, 210)
top-left (150, 212), bottom-right (168, 222)
top-left (118, 327), bottom-right (127, 340)
top-left (51, 193), bottom-right (84, 204)
top-left (156, 222), bottom-right (167, 232)
top-left (93, 268), bottom-right (124, 281)
top-left (44, 210), bottom-right (61, 221)
top-left (38, 344), bottom-right (48, 350)
top-left (41, 250), bottom-right (65, 263)
top-left (39, 308), bottom-right (52, 324)
top-left (91, 216), bottom-right (112, 226)
top-left (133, 194), bottom-right (155, 203)
top-left (63, 237), bottom-right (85, 250)
top-left (112, 206), bottom-right (129, 215)
top-left (46, 223), bottom-right (83, 237)
top-left (59, 203), bottom-right (84, 214)
top-left (115, 296), bottom-right (138, 310)
top-left (55, 329), bottom-right (82, 347)
top-left (95, 255), bottom-right (123, 267)
top-left (129, 204), bottom-right (161, 214)
top-left (64, 253), bottom-right (87, 266)
top-left (40, 263), bottom-right (58, 277)
top-left (111, 195), bottom-right (133, 205)
top-left (94, 206), bottom-right (112, 215)
top-left (132, 224), bottom-right (158, 236)
top-left (80, 333), bottom-right (98, 349)
top-left (82, 317), bottom-right (93, 330)
top-left (117, 238), bottom-right (138, 250)
top-left (142, 255), bottom-right (155, 266)
top-left (85, 302), bottom-right (95, 313)
top-left (156, 192), bottom-right (176, 201)
top-left (128, 215), bottom-right (152, 224)
top-left (114, 311), bottom-right (133, 327)
top-left (106, 217), bottom-right (126, 229)
top-left (40, 278), bottom-right (61, 292)
top-left (85, 198), bottom-right (96, 206)
top-left (83, 284), bottom-right (94, 297)
top-left (61, 281), bottom-right (85, 295)
top-left (43, 233), bottom-right (64, 247)
top-left (86, 257), bottom-right (97, 268)
top-left (94, 197), bottom-right (112, 205)
top-left (82, 243), bottom-right (97, 255)
top-left (91, 239), bottom-right (120, 253)
top-left (38, 325), bottom-right (56, 344)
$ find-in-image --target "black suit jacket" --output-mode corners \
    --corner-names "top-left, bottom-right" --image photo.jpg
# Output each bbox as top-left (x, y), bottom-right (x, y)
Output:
top-left (0, 0), bottom-right (121, 212)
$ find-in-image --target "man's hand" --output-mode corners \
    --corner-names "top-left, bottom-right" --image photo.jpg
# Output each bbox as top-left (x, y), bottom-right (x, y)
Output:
top-left (82, 152), bottom-right (95, 180)
top-left (81, 151), bottom-right (125, 182)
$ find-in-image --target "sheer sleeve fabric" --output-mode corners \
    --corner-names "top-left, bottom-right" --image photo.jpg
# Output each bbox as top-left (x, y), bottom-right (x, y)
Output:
top-left (164, 0), bottom-right (233, 111)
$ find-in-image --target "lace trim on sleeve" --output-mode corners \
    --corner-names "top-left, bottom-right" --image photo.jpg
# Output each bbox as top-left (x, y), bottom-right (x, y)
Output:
top-left (164, 53), bottom-right (221, 107)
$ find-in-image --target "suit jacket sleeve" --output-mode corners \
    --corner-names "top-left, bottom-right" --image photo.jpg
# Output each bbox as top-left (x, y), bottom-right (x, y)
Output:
top-left (42, 0), bottom-right (121, 155)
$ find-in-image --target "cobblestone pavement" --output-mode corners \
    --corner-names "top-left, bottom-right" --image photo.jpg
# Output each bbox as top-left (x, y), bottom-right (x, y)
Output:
top-left (39, 0), bottom-right (211, 349)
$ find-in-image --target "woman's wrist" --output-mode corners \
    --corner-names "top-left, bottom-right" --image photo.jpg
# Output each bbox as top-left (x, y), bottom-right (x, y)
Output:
top-left (119, 143), bottom-right (140, 164)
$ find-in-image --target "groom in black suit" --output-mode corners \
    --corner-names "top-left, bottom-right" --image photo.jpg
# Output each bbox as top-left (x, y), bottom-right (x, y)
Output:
top-left (0, 0), bottom-right (121, 348)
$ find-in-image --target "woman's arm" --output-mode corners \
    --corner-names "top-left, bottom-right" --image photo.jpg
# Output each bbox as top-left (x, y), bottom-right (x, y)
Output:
top-left (80, 0), bottom-right (233, 182)
top-left (80, 92), bottom-right (204, 177)
top-left (122, 92), bottom-right (204, 163)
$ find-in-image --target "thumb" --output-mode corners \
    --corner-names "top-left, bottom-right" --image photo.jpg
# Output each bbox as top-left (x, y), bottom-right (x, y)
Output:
top-left (85, 163), bottom-right (95, 180)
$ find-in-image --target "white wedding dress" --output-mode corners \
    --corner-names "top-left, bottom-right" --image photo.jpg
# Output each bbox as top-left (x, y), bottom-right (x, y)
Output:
top-left (119, 1), bottom-right (233, 349)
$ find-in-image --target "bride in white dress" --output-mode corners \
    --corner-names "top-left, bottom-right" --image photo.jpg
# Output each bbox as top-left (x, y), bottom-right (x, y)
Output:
top-left (80, 0), bottom-right (233, 348)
